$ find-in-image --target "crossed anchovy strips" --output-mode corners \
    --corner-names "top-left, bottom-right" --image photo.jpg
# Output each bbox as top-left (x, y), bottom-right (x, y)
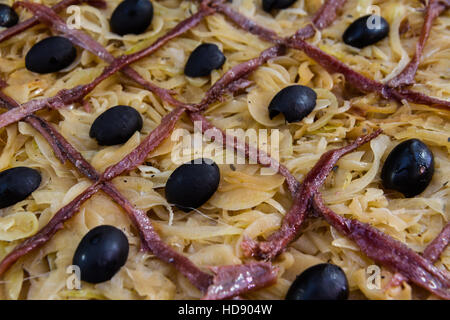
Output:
top-left (388, 0), bottom-right (450, 87)
top-left (0, 0), bottom-right (448, 299)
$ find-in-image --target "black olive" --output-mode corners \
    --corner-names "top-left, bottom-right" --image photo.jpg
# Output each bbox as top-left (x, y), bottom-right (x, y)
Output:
top-left (165, 158), bottom-right (220, 212)
top-left (262, 0), bottom-right (297, 12)
top-left (89, 105), bottom-right (143, 146)
top-left (381, 139), bottom-right (434, 198)
top-left (285, 263), bottom-right (349, 300)
top-left (0, 167), bottom-right (41, 209)
top-left (0, 4), bottom-right (18, 28)
top-left (73, 225), bottom-right (129, 284)
top-left (268, 85), bottom-right (317, 123)
top-left (110, 0), bottom-right (153, 36)
top-left (343, 15), bottom-right (390, 48)
top-left (25, 36), bottom-right (77, 74)
top-left (184, 43), bottom-right (226, 78)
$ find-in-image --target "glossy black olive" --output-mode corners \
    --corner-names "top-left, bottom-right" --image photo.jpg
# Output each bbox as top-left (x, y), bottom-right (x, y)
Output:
top-left (268, 85), bottom-right (317, 123)
top-left (73, 225), bottom-right (129, 284)
top-left (110, 0), bottom-right (153, 36)
top-left (0, 167), bottom-right (41, 209)
top-left (262, 0), bottom-right (297, 12)
top-left (343, 15), bottom-right (390, 48)
top-left (381, 139), bottom-right (434, 198)
top-left (89, 105), bottom-right (143, 146)
top-left (184, 43), bottom-right (226, 77)
top-left (0, 4), bottom-right (18, 28)
top-left (165, 158), bottom-right (220, 212)
top-left (25, 36), bottom-right (77, 74)
top-left (285, 263), bottom-right (349, 300)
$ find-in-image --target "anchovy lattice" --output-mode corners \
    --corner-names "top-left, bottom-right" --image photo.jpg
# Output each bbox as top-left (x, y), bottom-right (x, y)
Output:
top-left (0, 0), bottom-right (448, 299)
